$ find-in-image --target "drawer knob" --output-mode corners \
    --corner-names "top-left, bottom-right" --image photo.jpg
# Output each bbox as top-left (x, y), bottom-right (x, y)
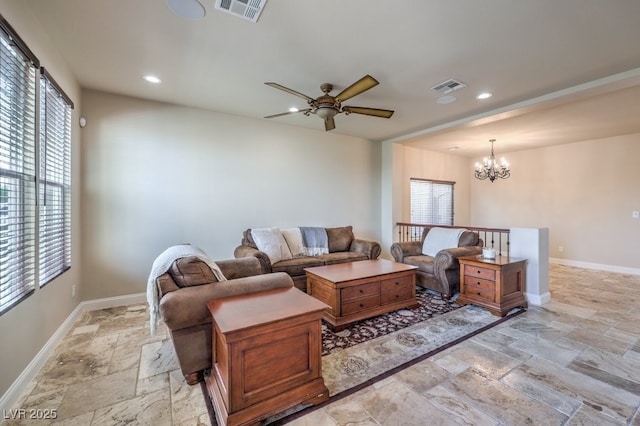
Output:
top-left (477, 270), bottom-right (481, 274)
top-left (477, 292), bottom-right (481, 296)
top-left (359, 303), bottom-right (364, 308)
top-left (359, 289), bottom-right (364, 293)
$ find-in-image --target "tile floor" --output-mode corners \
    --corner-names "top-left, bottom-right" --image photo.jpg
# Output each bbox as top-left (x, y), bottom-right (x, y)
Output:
top-left (4, 264), bottom-right (640, 425)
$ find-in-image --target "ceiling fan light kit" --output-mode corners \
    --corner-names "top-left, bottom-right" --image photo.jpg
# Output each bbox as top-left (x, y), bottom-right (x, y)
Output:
top-left (264, 75), bottom-right (394, 131)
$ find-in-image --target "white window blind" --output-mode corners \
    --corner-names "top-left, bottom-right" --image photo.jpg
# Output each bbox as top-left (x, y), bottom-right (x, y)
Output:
top-left (0, 18), bottom-right (38, 314)
top-left (410, 178), bottom-right (454, 225)
top-left (39, 68), bottom-right (72, 286)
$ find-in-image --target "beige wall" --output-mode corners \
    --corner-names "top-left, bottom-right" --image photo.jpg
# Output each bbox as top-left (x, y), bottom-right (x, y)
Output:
top-left (395, 135), bottom-right (640, 271)
top-left (400, 146), bottom-right (472, 225)
top-left (80, 90), bottom-right (382, 300)
top-left (470, 135), bottom-right (640, 269)
top-left (0, 1), bottom-right (82, 397)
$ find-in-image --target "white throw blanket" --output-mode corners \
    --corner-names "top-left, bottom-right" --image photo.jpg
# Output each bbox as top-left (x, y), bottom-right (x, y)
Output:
top-left (146, 244), bottom-right (226, 335)
top-left (421, 227), bottom-right (466, 257)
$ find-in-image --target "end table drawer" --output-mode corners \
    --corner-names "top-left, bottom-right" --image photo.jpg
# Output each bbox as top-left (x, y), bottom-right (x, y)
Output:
top-left (464, 277), bottom-right (495, 301)
top-left (342, 282), bottom-right (379, 301)
top-left (342, 295), bottom-right (380, 315)
top-left (463, 264), bottom-right (496, 281)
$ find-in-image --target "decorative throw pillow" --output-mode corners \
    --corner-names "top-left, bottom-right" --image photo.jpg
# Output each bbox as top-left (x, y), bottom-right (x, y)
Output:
top-left (169, 256), bottom-right (226, 288)
top-left (251, 227), bottom-right (293, 264)
top-left (326, 226), bottom-right (354, 253)
top-left (281, 227), bottom-right (305, 257)
top-left (421, 227), bottom-right (466, 257)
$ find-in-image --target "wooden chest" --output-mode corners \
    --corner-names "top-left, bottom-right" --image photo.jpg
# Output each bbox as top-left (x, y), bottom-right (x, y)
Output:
top-left (206, 287), bottom-right (329, 426)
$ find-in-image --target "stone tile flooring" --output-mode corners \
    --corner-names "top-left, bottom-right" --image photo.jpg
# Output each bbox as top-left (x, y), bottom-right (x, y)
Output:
top-left (4, 264), bottom-right (640, 425)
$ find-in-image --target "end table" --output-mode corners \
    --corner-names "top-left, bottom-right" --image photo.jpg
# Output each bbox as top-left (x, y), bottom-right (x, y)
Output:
top-left (457, 255), bottom-right (527, 316)
top-left (206, 287), bottom-right (330, 426)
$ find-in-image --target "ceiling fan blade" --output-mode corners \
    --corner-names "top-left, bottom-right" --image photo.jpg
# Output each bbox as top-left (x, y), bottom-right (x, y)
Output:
top-left (343, 106), bottom-right (394, 118)
top-left (334, 75), bottom-right (379, 102)
top-left (324, 116), bottom-right (335, 131)
top-left (264, 108), bottom-right (311, 119)
top-left (265, 82), bottom-right (314, 102)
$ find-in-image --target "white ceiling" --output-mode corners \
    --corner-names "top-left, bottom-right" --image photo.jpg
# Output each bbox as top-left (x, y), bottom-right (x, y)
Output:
top-left (23, 0), bottom-right (640, 157)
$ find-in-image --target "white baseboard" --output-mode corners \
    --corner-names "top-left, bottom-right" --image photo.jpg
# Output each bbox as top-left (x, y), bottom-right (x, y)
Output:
top-left (78, 292), bottom-right (146, 312)
top-left (0, 293), bottom-right (146, 415)
top-left (549, 257), bottom-right (640, 276)
top-left (526, 291), bottom-right (552, 306)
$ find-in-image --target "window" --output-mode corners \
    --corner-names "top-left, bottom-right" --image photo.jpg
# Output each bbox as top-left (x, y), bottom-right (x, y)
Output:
top-left (410, 178), bottom-right (454, 225)
top-left (0, 17), bottom-right (39, 314)
top-left (39, 68), bottom-right (73, 286)
top-left (0, 16), bottom-right (73, 313)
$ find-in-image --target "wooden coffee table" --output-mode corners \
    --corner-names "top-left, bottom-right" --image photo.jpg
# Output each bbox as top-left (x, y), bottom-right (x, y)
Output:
top-left (206, 287), bottom-right (330, 426)
top-left (305, 259), bottom-right (418, 331)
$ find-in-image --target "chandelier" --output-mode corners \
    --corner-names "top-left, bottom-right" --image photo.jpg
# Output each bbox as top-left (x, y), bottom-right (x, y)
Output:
top-left (474, 139), bottom-right (510, 183)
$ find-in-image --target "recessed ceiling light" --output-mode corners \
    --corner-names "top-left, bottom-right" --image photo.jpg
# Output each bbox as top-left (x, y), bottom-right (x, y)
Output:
top-left (436, 95), bottom-right (457, 105)
top-left (166, 0), bottom-right (206, 20)
top-left (143, 75), bottom-right (161, 84)
top-left (448, 146), bottom-right (462, 151)
top-left (476, 92), bottom-right (493, 100)
top-left (289, 107), bottom-right (299, 113)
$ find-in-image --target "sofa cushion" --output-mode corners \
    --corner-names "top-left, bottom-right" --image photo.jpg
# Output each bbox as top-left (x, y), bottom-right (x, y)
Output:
top-left (318, 251), bottom-right (368, 265)
top-left (402, 255), bottom-right (435, 274)
top-left (271, 256), bottom-right (325, 276)
top-left (251, 227), bottom-right (293, 264)
top-left (281, 227), bottom-right (305, 257)
top-left (169, 257), bottom-right (220, 288)
top-left (326, 226), bottom-right (354, 253)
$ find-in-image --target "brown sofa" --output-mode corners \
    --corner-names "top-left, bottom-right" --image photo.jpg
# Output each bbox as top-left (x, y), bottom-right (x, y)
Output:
top-left (390, 226), bottom-right (483, 299)
top-left (234, 226), bottom-right (381, 291)
top-left (156, 256), bottom-right (293, 385)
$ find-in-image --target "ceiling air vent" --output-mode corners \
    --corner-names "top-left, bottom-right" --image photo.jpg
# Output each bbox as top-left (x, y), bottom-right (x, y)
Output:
top-left (431, 79), bottom-right (467, 94)
top-left (215, 0), bottom-right (267, 23)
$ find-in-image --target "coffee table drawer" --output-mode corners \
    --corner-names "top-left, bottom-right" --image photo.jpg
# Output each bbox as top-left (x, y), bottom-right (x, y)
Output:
top-left (341, 282), bottom-right (379, 301)
top-left (342, 294), bottom-right (380, 315)
top-left (380, 285), bottom-right (413, 304)
top-left (380, 275), bottom-right (413, 293)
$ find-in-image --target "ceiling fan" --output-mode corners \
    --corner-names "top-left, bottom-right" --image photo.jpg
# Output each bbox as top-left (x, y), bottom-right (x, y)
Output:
top-left (264, 75), bottom-right (394, 131)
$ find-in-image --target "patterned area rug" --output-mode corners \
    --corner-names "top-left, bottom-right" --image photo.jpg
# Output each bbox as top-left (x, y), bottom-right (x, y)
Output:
top-left (322, 286), bottom-right (460, 356)
top-left (202, 289), bottom-right (525, 425)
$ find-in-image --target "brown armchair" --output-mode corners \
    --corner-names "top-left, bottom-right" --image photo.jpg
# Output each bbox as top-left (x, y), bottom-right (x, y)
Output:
top-left (155, 256), bottom-right (293, 384)
top-left (390, 227), bottom-right (482, 299)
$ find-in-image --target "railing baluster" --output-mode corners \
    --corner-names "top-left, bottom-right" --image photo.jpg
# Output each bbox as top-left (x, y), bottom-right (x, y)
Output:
top-left (395, 222), bottom-right (510, 253)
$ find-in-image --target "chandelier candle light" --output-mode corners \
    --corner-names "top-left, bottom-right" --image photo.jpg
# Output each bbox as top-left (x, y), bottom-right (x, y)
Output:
top-left (475, 139), bottom-right (510, 183)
